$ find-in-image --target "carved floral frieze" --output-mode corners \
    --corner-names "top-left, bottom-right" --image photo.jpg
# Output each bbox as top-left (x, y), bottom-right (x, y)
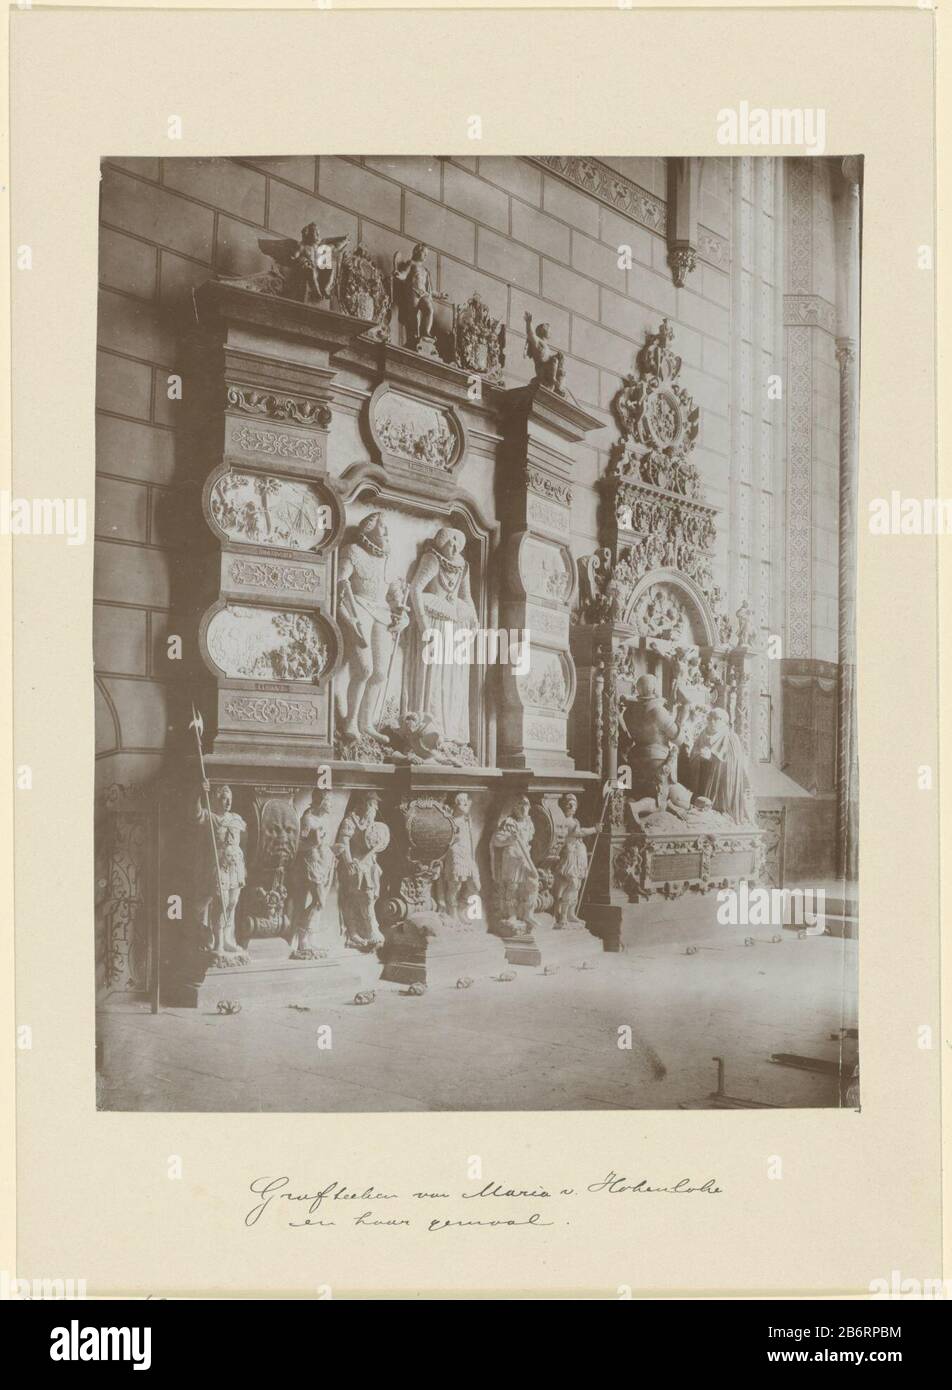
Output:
top-left (224, 695), bottom-right (319, 724)
top-left (228, 557), bottom-right (322, 595)
top-left (228, 423), bottom-right (323, 466)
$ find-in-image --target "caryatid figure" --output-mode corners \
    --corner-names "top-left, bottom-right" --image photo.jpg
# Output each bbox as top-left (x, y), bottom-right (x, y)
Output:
top-left (393, 243), bottom-right (436, 349)
top-left (196, 781), bottom-right (248, 966)
top-left (440, 792), bottom-right (481, 919)
top-left (334, 792), bottom-right (390, 952)
top-left (288, 790), bottom-right (336, 958)
top-left (336, 512), bottom-right (409, 745)
top-left (553, 793), bottom-right (598, 928)
top-left (490, 796), bottom-right (541, 933)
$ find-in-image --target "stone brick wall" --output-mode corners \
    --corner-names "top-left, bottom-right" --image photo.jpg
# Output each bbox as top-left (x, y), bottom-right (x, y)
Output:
top-left (95, 153), bottom-right (834, 799)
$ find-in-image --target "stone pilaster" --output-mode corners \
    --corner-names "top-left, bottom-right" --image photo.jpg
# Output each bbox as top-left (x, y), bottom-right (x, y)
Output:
top-left (833, 158), bottom-right (861, 886)
top-left (494, 381), bottom-right (603, 772)
top-left (192, 283), bottom-right (371, 764)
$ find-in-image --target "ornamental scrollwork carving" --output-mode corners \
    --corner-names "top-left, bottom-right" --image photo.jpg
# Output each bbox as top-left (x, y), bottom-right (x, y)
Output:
top-left (610, 319), bottom-right (701, 497)
top-left (226, 385), bottom-right (332, 428)
top-left (526, 467), bottom-right (573, 508)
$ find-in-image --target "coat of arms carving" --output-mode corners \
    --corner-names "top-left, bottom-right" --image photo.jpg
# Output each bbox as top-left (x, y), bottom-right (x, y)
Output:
top-left (334, 243), bottom-right (392, 329)
top-left (610, 319), bottom-right (701, 497)
top-left (452, 293), bottom-right (506, 380)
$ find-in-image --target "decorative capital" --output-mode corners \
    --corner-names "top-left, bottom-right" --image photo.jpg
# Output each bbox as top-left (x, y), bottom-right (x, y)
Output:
top-left (835, 337), bottom-right (857, 370)
top-left (668, 243), bottom-right (698, 288)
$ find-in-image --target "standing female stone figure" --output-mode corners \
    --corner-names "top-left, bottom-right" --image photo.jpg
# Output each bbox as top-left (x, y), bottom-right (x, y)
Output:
top-left (289, 791), bottom-right (336, 958)
top-left (553, 793), bottom-right (598, 928)
top-left (404, 527), bottom-right (477, 748)
top-left (441, 791), bottom-right (481, 919)
top-left (196, 781), bottom-right (248, 966)
top-left (334, 792), bottom-right (389, 951)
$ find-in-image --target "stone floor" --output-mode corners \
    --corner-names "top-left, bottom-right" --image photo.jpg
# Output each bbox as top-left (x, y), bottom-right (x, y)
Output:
top-left (97, 929), bottom-right (859, 1112)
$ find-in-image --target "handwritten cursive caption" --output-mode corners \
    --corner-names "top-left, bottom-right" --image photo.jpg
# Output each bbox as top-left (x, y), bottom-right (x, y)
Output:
top-left (244, 1172), bottom-right (722, 1231)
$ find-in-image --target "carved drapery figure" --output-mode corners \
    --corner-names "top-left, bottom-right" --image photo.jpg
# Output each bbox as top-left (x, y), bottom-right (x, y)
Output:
top-left (404, 527), bottom-right (477, 748)
top-left (523, 312), bottom-right (566, 396)
top-left (692, 708), bottom-right (755, 824)
top-left (336, 512), bottom-right (409, 748)
top-left (440, 792), bottom-right (481, 918)
top-left (393, 243), bottom-right (436, 350)
top-left (195, 782), bottom-right (248, 966)
top-left (288, 791), bottom-right (336, 959)
top-left (553, 793), bottom-right (597, 928)
top-left (490, 796), bottom-right (541, 933)
top-left (334, 792), bottom-right (389, 951)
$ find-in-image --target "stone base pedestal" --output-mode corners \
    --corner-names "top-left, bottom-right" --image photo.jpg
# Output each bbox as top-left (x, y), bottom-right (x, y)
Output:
top-left (379, 913), bottom-right (509, 987)
top-left (489, 924), bottom-right (543, 967)
top-left (193, 937), bottom-right (377, 1007)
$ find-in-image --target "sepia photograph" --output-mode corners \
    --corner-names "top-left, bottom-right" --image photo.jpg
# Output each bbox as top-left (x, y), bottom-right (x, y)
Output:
top-left (93, 152), bottom-right (861, 1113)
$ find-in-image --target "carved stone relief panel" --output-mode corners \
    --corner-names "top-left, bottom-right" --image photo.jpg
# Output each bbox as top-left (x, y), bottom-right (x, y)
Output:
top-left (202, 603), bottom-right (337, 684)
top-left (206, 468), bottom-right (340, 552)
top-left (332, 500), bottom-right (488, 765)
top-left (368, 385), bottom-right (465, 481)
top-left (516, 648), bottom-right (575, 715)
top-left (512, 535), bottom-right (576, 607)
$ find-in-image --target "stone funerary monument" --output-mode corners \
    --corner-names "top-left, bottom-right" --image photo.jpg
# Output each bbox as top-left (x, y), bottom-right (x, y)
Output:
top-left (93, 155), bottom-right (859, 1010)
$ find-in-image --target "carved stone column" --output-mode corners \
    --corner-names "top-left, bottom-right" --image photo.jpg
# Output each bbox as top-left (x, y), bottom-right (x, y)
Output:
top-left (494, 381), bottom-right (603, 772)
top-left (667, 157), bottom-right (700, 287)
top-left (833, 159), bottom-right (861, 885)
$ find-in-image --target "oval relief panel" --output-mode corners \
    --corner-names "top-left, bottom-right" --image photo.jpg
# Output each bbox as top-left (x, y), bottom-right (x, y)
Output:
top-left (208, 471), bottom-right (335, 551)
top-left (370, 388), bottom-right (463, 474)
top-left (205, 604), bottom-right (334, 683)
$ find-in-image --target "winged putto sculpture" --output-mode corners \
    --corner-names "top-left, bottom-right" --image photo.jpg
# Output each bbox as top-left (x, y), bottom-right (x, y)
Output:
top-left (226, 222), bottom-right (351, 304)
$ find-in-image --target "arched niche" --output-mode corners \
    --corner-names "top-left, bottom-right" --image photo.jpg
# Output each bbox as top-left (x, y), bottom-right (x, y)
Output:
top-left (624, 569), bottom-right (720, 649)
